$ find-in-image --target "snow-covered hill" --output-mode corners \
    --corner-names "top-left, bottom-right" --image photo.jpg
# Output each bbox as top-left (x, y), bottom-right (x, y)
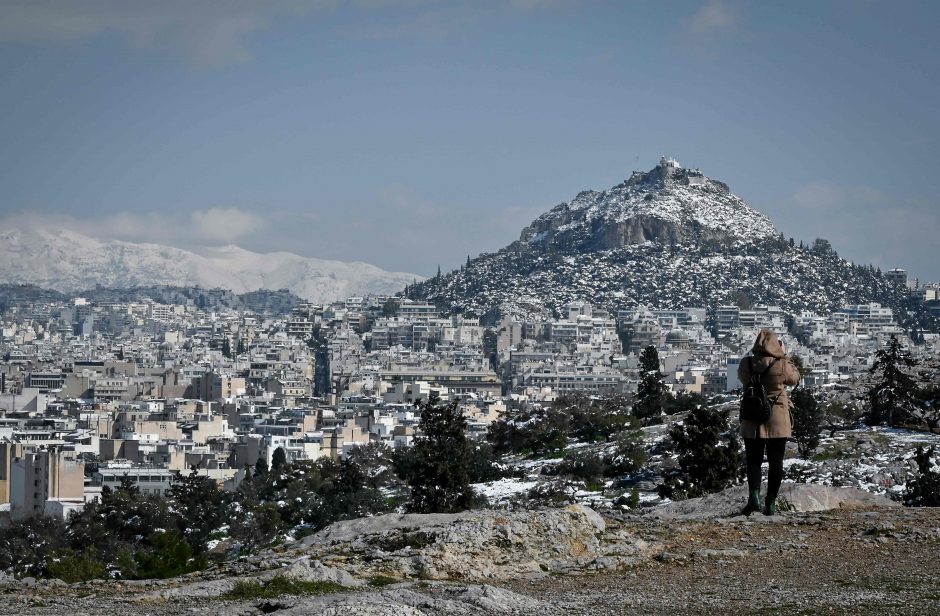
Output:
top-left (0, 227), bottom-right (420, 304)
top-left (518, 157), bottom-right (777, 252)
top-left (408, 158), bottom-right (907, 322)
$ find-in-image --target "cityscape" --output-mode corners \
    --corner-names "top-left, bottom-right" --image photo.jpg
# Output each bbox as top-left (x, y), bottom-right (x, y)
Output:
top-left (1, 1), bottom-right (940, 614)
top-left (2, 270), bottom-right (938, 516)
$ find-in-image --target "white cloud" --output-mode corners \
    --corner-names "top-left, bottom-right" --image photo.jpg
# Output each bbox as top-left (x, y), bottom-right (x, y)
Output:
top-left (190, 207), bottom-right (261, 243)
top-left (1, 207), bottom-right (261, 245)
top-left (688, 0), bottom-right (738, 34)
top-left (0, 1), bottom-right (580, 61)
top-left (0, 210), bottom-right (165, 244)
top-left (0, 0), bottom-right (324, 68)
top-left (674, 0), bottom-right (744, 59)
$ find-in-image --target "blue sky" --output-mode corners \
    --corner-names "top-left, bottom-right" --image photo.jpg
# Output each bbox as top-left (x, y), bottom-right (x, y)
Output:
top-left (1, 0), bottom-right (938, 280)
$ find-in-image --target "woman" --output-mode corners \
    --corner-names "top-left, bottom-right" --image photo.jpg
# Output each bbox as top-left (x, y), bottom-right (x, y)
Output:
top-left (737, 329), bottom-right (800, 515)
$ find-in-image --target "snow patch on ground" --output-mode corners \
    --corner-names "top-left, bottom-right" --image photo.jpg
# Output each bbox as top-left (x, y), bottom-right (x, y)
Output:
top-left (472, 478), bottom-right (539, 504)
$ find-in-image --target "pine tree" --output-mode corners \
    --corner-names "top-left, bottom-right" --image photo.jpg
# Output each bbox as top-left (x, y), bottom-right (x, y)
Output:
top-left (396, 393), bottom-right (477, 513)
top-left (565, 393), bottom-right (634, 443)
top-left (914, 378), bottom-right (940, 432)
top-left (487, 403), bottom-right (569, 457)
top-left (603, 423), bottom-right (648, 477)
top-left (821, 399), bottom-right (866, 437)
top-left (634, 345), bottom-right (671, 425)
top-left (811, 238), bottom-right (832, 255)
top-left (346, 442), bottom-right (402, 491)
top-left (790, 387), bottom-right (822, 458)
top-left (381, 298), bottom-right (400, 317)
top-left (904, 446), bottom-right (940, 506)
top-left (66, 476), bottom-right (189, 579)
top-left (867, 336), bottom-right (918, 426)
top-left (168, 465), bottom-right (230, 553)
top-left (658, 404), bottom-right (743, 499)
top-left (0, 516), bottom-right (68, 578)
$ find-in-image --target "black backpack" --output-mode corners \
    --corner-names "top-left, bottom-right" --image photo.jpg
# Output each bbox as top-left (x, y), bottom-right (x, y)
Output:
top-left (740, 356), bottom-right (780, 423)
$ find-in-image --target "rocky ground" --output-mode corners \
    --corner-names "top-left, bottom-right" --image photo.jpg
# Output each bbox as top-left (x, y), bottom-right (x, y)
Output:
top-left (4, 486), bottom-right (939, 615)
top-left (509, 507), bottom-right (940, 615)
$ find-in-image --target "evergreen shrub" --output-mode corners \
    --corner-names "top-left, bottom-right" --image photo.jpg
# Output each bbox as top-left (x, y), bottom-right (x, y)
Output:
top-left (658, 404), bottom-right (743, 499)
top-left (904, 446), bottom-right (940, 507)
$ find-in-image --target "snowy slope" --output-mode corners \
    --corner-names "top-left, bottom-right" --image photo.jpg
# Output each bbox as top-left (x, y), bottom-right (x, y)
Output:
top-left (0, 227), bottom-right (420, 304)
top-left (519, 157), bottom-right (777, 252)
top-left (409, 158), bottom-right (906, 321)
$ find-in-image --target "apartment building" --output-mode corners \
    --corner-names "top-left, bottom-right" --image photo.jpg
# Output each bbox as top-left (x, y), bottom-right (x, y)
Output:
top-left (9, 449), bottom-right (84, 521)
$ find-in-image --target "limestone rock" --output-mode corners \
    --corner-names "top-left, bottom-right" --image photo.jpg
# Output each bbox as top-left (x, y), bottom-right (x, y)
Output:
top-left (778, 484), bottom-right (900, 513)
top-left (266, 583), bottom-right (556, 616)
top-left (295, 505), bottom-right (649, 582)
top-left (270, 557), bottom-right (364, 588)
top-left (652, 483), bottom-right (900, 521)
top-left (141, 577), bottom-right (238, 600)
top-left (301, 511), bottom-right (471, 547)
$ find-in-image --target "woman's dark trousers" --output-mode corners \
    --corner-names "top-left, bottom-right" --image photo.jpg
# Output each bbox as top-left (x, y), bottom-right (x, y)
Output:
top-left (744, 437), bottom-right (786, 500)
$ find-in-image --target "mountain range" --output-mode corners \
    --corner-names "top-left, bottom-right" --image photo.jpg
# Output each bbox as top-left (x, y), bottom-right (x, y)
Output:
top-left (0, 158), bottom-right (916, 324)
top-left (407, 157), bottom-right (908, 324)
top-left (0, 227), bottom-right (420, 304)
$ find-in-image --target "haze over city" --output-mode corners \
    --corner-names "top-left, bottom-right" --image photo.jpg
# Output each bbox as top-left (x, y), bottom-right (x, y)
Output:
top-left (1, 0), bottom-right (938, 279)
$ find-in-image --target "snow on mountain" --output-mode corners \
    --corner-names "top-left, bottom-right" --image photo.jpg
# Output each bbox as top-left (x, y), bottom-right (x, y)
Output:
top-left (0, 227), bottom-right (421, 304)
top-left (518, 157), bottom-right (778, 252)
top-left (408, 158), bottom-right (907, 322)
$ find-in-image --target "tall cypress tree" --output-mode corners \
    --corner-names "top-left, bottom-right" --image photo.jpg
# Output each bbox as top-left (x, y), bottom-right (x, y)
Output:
top-left (634, 345), bottom-right (671, 424)
top-left (271, 446), bottom-right (288, 471)
top-left (791, 387), bottom-right (822, 458)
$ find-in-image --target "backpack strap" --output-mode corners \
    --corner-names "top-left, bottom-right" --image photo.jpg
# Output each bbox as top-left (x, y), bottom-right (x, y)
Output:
top-left (748, 355), bottom-right (779, 379)
top-left (759, 357), bottom-right (780, 376)
top-left (761, 357), bottom-right (782, 410)
top-left (750, 357), bottom-right (781, 417)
